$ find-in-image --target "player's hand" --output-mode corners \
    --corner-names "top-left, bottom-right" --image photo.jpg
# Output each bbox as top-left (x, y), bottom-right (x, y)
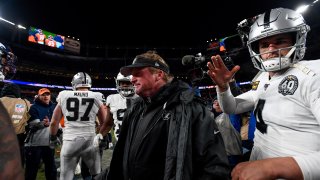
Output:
top-left (93, 133), bottom-right (103, 148)
top-left (99, 136), bottom-right (110, 150)
top-left (207, 55), bottom-right (240, 92)
top-left (49, 135), bottom-right (61, 149)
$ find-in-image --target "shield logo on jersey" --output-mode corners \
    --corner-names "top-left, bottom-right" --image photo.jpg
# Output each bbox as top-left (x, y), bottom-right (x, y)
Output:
top-left (15, 104), bottom-right (25, 113)
top-left (278, 75), bottom-right (298, 96)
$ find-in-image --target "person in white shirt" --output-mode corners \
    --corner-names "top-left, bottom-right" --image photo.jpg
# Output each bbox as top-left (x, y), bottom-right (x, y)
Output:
top-left (207, 7), bottom-right (320, 180)
top-left (49, 72), bottom-right (113, 179)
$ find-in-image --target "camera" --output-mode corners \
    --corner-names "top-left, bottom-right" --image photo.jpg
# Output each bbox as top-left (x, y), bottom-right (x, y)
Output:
top-left (181, 53), bottom-right (207, 85)
top-left (181, 53), bottom-right (206, 66)
top-left (181, 53), bottom-right (235, 85)
top-left (237, 16), bottom-right (258, 47)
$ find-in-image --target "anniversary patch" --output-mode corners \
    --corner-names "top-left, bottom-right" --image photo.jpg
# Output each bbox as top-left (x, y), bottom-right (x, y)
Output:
top-left (278, 75), bottom-right (298, 96)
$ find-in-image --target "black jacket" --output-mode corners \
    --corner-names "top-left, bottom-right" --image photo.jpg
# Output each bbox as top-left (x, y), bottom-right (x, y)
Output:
top-left (107, 79), bottom-right (230, 180)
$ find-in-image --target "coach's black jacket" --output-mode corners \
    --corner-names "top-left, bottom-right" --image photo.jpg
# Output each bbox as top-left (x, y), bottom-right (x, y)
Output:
top-left (107, 79), bottom-right (230, 180)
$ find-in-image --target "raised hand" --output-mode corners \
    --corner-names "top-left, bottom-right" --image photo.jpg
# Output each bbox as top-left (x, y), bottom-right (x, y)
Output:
top-left (207, 55), bottom-right (240, 92)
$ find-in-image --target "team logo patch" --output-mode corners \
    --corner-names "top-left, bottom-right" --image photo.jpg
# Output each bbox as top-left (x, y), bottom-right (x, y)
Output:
top-left (14, 104), bottom-right (25, 113)
top-left (278, 75), bottom-right (298, 96)
top-left (251, 81), bottom-right (260, 90)
top-left (162, 112), bottom-right (171, 121)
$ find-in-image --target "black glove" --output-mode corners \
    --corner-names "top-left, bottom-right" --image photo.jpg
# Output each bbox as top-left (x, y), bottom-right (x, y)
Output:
top-left (57, 128), bottom-right (63, 137)
top-left (49, 135), bottom-right (61, 149)
top-left (99, 135), bottom-right (111, 150)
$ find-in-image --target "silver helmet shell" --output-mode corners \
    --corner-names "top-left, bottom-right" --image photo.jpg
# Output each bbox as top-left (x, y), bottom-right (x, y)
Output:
top-left (247, 7), bottom-right (310, 72)
top-left (71, 72), bottom-right (92, 90)
top-left (116, 72), bottom-right (135, 98)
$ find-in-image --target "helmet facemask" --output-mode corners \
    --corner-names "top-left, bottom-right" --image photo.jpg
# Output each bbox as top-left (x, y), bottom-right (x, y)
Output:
top-left (116, 72), bottom-right (135, 98)
top-left (249, 43), bottom-right (299, 71)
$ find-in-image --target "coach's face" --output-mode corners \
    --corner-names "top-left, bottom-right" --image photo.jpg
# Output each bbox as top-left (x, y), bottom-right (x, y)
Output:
top-left (130, 67), bottom-right (159, 98)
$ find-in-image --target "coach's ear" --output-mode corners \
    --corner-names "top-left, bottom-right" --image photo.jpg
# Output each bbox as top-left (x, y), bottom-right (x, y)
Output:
top-left (155, 69), bottom-right (165, 82)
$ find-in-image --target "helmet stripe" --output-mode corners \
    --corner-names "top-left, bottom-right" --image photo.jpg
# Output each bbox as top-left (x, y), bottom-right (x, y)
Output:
top-left (83, 72), bottom-right (86, 84)
top-left (263, 10), bottom-right (271, 29)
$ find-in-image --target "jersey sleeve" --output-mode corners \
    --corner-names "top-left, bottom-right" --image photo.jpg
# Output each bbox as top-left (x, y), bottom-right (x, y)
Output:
top-left (307, 75), bottom-right (320, 124)
top-left (294, 73), bottom-right (320, 180)
top-left (56, 91), bottom-right (65, 105)
top-left (106, 94), bottom-right (112, 107)
top-left (94, 92), bottom-right (104, 106)
top-left (106, 94), bottom-right (114, 107)
top-left (293, 153), bottom-right (320, 179)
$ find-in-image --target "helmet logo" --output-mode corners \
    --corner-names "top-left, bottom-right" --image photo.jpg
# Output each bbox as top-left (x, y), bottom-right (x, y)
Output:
top-left (162, 111), bottom-right (171, 121)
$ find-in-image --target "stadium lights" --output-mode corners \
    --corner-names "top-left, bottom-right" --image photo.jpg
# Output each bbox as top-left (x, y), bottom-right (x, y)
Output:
top-left (296, 0), bottom-right (319, 13)
top-left (0, 17), bottom-right (15, 25)
top-left (296, 5), bottom-right (310, 13)
top-left (17, 24), bottom-right (26, 29)
top-left (0, 16), bottom-right (27, 30)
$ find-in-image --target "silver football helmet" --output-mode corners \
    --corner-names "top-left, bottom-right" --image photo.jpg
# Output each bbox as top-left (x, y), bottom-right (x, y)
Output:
top-left (116, 72), bottom-right (135, 98)
top-left (71, 72), bottom-right (92, 90)
top-left (0, 42), bottom-right (17, 81)
top-left (247, 7), bottom-right (310, 72)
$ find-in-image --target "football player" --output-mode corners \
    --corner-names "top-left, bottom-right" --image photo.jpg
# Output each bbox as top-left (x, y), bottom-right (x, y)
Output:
top-left (49, 72), bottom-right (113, 179)
top-left (106, 72), bottom-right (137, 141)
top-left (35, 29), bottom-right (46, 45)
top-left (0, 42), bottom-right (17, 81)
top-left (208, 7), bottom-right (320, 179)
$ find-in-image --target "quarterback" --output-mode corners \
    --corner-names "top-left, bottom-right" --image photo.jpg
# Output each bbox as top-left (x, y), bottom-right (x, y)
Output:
top-left (208, 8), bottom-right (320, 179)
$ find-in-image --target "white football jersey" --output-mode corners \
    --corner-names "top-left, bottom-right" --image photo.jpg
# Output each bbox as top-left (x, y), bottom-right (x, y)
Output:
top-left (106, 93), bottom-right (128, 140)
top-left (218, 60), bottom-right (320, 179)
top-left (57, 90), bottom-right (104, 140)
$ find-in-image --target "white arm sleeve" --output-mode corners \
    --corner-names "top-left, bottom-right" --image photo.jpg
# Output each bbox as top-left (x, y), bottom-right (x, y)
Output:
top-left (217, 87), bottom-right (256, 114)
top-left (294, 154), bottom-right (320, 180)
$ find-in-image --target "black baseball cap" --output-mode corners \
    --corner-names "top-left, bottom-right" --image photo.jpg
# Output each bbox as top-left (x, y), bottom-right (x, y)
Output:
top-left (120, 57), bottom-right (170, 76)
